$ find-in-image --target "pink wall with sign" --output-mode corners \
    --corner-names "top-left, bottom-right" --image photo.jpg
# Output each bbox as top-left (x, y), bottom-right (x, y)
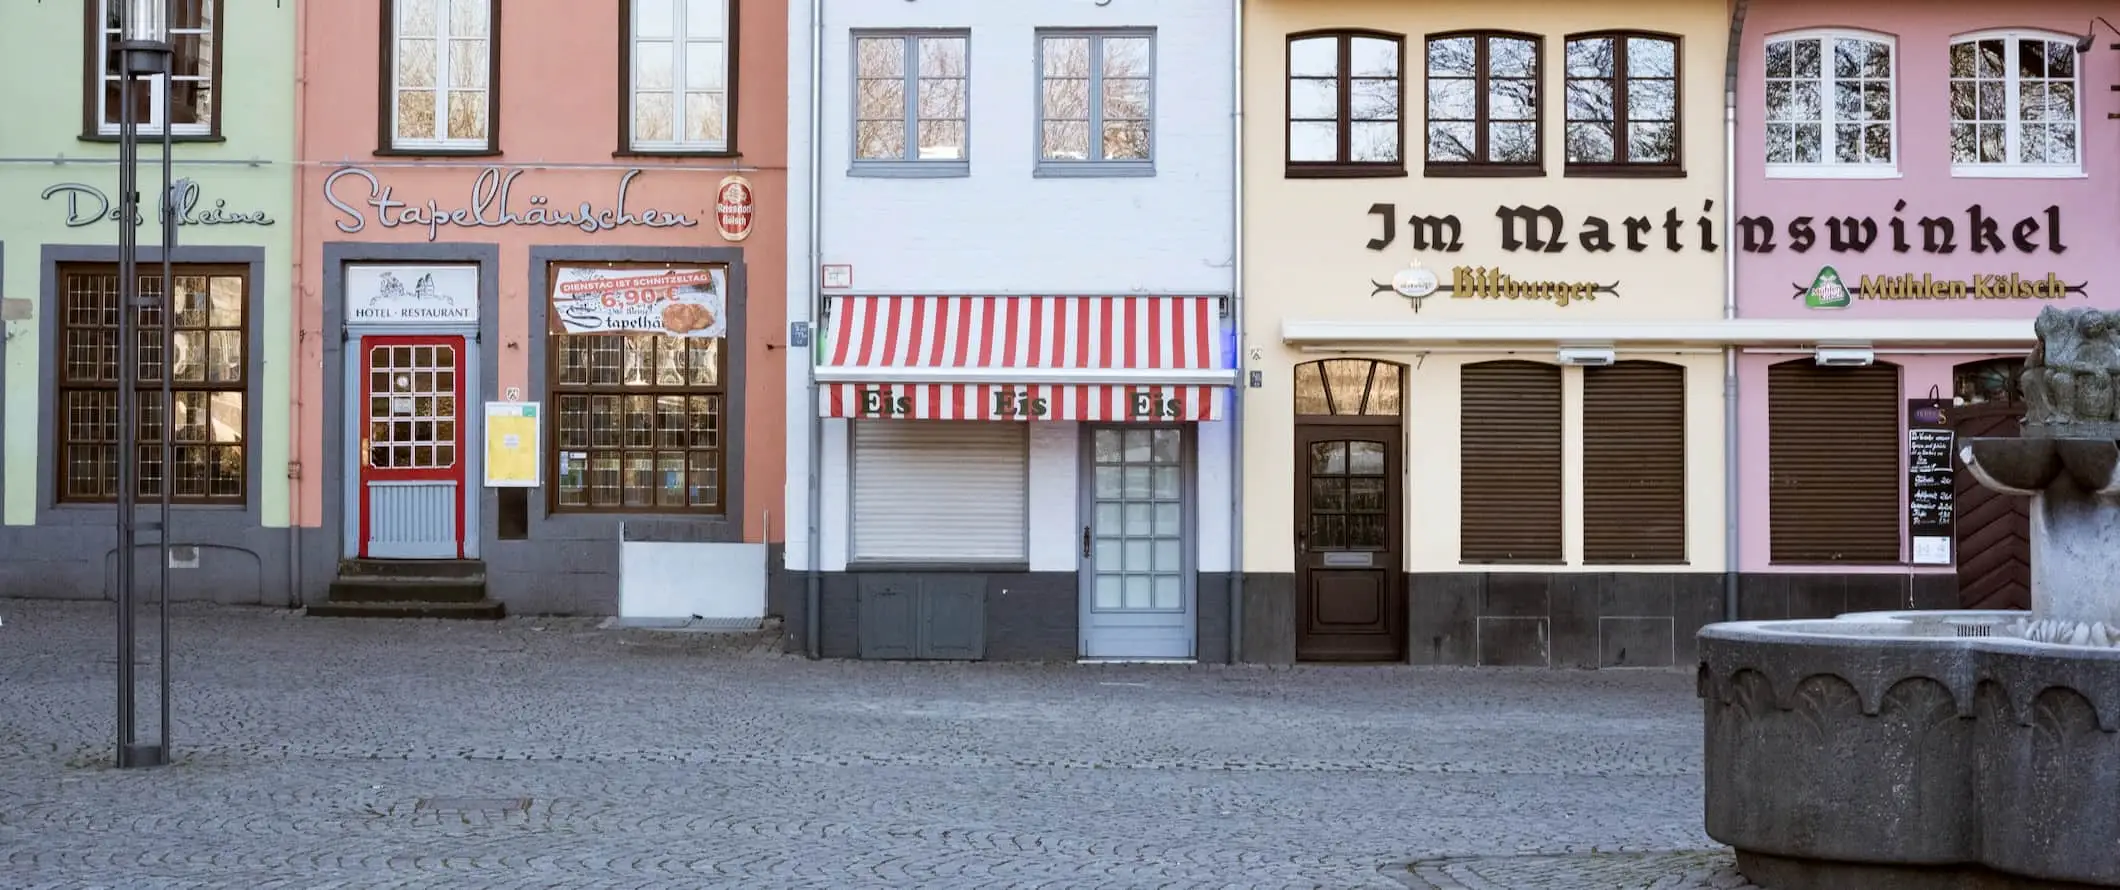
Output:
top-left (1733, 0), bottom-right (2120, 574)
top-left (292, 0), bottom-right (788, 555)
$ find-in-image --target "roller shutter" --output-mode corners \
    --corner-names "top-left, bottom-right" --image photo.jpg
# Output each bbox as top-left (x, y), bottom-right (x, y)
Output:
top-left (1460, 361), bottom-right (1563, 563)
top-left (1583, 361), bottom-right (1687, 563)
top-left (1768, 361), bottom-right (1901, 563)
top-left (851, 420), bottom-right (1028, 562)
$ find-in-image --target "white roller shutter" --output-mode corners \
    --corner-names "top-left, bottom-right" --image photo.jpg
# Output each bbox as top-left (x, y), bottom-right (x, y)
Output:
top-left (851, 420), bottom-right (1028, 562)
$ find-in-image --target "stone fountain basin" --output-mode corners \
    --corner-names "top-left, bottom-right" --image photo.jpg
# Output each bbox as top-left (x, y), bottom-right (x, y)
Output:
top-left (1699, 611), bottom-right (2120, 889)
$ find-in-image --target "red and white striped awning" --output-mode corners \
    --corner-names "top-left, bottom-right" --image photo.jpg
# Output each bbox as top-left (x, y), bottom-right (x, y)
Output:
top-left (816, 295), bottom-right (1234, 421)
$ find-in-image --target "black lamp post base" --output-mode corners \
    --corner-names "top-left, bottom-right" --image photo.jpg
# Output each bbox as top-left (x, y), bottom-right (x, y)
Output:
top-left (117, 42), bottom-right (171, 77)
top-left (118, 743), bottom-right (167, 769)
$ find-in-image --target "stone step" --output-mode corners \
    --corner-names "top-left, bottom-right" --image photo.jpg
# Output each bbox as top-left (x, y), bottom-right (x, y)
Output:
top-left (337, 558), bottom-right (486, 581)
top-left (304, 599), bottom-right (505, 620)
top-left (326, 576), bottom-right (488, 603)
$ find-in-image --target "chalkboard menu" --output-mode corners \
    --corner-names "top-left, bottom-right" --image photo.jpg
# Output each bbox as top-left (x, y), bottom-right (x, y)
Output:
top-left (1907, 398), bottom-right (1955, 564)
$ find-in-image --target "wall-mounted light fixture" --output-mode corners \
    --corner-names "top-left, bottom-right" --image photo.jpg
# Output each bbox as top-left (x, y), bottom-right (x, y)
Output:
top-left (2075, 17), bottom-right (2119, 54)
top-left (1813, 346), bottom-right (1876, 368)
top-left (1556, 346), bottom-right (1618, 367)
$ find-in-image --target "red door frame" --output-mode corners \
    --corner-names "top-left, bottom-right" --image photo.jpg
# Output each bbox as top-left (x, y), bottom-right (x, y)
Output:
top-left (357, 335), bottom-right (468, 559)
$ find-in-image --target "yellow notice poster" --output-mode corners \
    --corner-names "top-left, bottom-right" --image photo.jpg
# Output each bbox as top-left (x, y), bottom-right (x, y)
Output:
top-left (484, 402), bottom-right (541, 487)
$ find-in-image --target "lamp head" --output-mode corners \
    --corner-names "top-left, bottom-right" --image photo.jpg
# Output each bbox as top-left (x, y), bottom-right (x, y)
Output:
top-left (119, 0), bottom-right (169, 46)
top-left (2078, 31), bottom-right (2097, 54)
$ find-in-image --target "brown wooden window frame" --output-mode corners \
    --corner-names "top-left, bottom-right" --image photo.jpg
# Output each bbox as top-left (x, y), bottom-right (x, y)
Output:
top-left (616, 0), bottom-right (742, 158)
top-left (545, 262), bottom-right (731, 516)
top-left (1766, 359), bottom-right (1902, 565)
top-left (1581, 360), bottom-right (1687, 564)
top-left (376, 0), bottom-right (505, 157)
top-left (56, 263), bottom-right (250, 505)
top-left (1423, 30), bottom-right (1545, 178)
top-left (80, 0), bottom-right (227, 142)
top-left (1458, 360), bottom-right (1563, 564)
top-left (1284, 29), bottom-right (1408, 179)
top-left (1562, 30), bottom-right (1684, 178)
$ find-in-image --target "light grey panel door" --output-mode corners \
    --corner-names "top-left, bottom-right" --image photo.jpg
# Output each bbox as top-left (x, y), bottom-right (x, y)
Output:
top-left (1080, 426), bottom-right (1194, 659)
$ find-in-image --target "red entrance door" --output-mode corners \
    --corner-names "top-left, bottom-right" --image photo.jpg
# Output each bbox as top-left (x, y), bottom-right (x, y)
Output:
top-left (358, 335), bottom-right (467, 559)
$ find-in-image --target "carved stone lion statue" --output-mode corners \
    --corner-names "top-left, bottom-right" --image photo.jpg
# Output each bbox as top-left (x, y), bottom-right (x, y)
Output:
top-left (2020, 306), bottom-right (2120, 427)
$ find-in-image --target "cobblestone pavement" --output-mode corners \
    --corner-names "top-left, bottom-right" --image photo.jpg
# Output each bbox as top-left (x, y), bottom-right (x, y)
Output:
top-left (0, 599), bottom-right (1758, 889)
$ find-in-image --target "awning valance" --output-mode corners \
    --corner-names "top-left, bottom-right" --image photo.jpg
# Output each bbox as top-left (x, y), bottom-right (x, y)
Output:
top-left (817, 295), bottom-right (1235, 421)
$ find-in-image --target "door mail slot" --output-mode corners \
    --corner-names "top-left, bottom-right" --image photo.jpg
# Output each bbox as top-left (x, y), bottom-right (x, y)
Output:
top-left (1321, 551), bottom-right (1374, 568)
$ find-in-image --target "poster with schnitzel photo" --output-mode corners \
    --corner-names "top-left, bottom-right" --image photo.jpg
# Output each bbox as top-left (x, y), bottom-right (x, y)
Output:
top-left (550, 265), bottom-right (727, 338)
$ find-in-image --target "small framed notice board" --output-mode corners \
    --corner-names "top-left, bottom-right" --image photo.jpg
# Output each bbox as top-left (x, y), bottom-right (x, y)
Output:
top-left (485, 402), bottom-right (542, 488)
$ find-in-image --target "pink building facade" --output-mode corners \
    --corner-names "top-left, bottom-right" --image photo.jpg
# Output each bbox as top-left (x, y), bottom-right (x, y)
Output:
top-left (1733, 0), bottom-right (2119, 617)
top-left (292, 0), bottom-right (788, 616)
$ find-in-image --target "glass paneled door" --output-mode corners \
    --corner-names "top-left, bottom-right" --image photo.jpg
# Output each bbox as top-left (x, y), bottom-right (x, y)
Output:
top-left (356, 335), bottom-right (467, 559)
top-left (1080, 426), bottom-right (1194, 659)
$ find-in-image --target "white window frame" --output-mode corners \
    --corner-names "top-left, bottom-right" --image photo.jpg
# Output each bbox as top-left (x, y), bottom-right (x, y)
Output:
top-left (1033, 29), bottom-right (1157, 178)
top-left (94, 0), bottom-right (216, 136)
top-left (1763, 29), bottom-right (1900, 180)
top-left (626, 0), bottom-right (732, 153)
top-left (1948, 29), bottom-right (2086, 179)
top-left (388, 0), bottom-right (493, 151)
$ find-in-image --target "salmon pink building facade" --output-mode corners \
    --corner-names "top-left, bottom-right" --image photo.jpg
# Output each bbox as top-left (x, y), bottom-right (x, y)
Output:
top-left (292, 0), bottom-right (788, 617)
top-left (1731, 1), bottom-right (2120, 620)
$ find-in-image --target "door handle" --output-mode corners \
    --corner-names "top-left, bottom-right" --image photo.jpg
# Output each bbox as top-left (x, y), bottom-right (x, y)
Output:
top-left (360, 438), bottom-right (371, 467)
top-left (1296, 530), bottom-right (1307, 554)
top-left (1082, 525), bottom-right (1092, 560)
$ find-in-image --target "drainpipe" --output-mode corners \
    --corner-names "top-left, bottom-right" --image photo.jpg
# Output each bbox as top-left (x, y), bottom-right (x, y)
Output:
top-left (288, 0), bottom-right (310, 608)
top-left (1226, 0), bottom-right (1245, 664)
top-left (1722, 0), bottom-right (1749, 623)
top-left (802, 0), bottom-right (826, 658)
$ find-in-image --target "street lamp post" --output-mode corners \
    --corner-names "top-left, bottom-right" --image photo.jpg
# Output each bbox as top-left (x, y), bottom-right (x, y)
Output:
top-left (113, 0), bottom-right (175, 770)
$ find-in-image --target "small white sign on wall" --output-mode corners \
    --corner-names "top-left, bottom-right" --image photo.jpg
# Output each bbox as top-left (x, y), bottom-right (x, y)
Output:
top-left (346, 264), bottom-right (480, 325)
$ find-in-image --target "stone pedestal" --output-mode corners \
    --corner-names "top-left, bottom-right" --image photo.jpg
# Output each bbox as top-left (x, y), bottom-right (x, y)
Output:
top-left (1961, 437), bottom-right (2120, 639)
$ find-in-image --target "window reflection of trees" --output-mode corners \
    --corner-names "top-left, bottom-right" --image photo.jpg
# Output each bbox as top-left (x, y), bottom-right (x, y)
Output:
top-left (1294, 359), bottom-right (1403, 416)
top-left (1040, 33), bottom-right (1152, 162)
top-left (1764, 32), bottom-right (1894, 166)
top-left (1564, 32), bottom-right (1679, 168)
top-left (1426, 32), bottom-right (1539, 167)
top-left (1948, 35), bottom-right (2078, 167)
top-left (854, 34), bottom-right (967, 161)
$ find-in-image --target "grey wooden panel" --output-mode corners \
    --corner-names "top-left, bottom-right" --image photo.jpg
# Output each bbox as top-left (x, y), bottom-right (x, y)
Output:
top-left (919, 576), bottom-right (986, 660)
top-left (856, 575), bottom-right (918, 660)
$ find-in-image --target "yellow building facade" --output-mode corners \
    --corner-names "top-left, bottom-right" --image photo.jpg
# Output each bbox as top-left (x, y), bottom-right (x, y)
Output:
top-left (1239, 0), bottom-right (1732, 666)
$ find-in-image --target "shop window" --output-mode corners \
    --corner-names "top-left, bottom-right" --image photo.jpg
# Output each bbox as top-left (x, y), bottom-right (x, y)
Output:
top-left (1035, 29), bottom-right (1155, 176)
top-left (1954, 357), bottom-right (2025, 405)
top-left (382, 0), bottom-right (500, 153)
top-left (86, 0), bottom-right (222, 138)
top-left (1285, 30), bottom-right (1405, 177)
top-left (56, 266), bottom-right (248, 504)
top-left (1767, 360), bottom-right (1901, 562)
top-left (1425, 31), bottom-right (1543, 176)
top-left (851, 421), bottom-right (1028, 563)
top-left (1563, 31), bottom-right (1681, 175)
top-left (1460, 361), bottom-right (1561, 563)
top-left (622, 0), bottom-right (734, 154)
top-left (1949, 31), bottom-right (2081, 176)
top-left (547, 263), bottom-right (729, 513)
top-left (1582, 361), bottom-right (1686, 563)
top-left (1293, 358), bottom-right (1403, 416)
top-left (1763, 29), bottom-right (1897, 176)
top-left (851, 31), bottom-right (970, 175)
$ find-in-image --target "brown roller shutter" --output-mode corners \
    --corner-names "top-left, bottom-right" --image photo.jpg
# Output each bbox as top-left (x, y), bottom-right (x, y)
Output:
top-left (1768, 360), bottom-right (1901, 562)
top-left (1461, 360), bottom-right (1562, 562)
top-left (1583, 361), bottom-right (1686, 562)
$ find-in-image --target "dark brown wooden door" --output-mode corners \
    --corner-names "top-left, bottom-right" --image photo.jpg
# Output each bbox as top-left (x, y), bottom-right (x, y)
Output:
top-left (1953, 405), bottom-right (2030, 609)
top-left (1295, 426), bottom-right (1405, 662)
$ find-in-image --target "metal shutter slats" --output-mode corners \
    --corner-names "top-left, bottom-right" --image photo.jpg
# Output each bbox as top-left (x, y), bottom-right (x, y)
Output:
top-left (1461, 361), bottom-right (1564, 562)
top-left (1583, 361), bottom-right (1687, 563)
top-left (1768, 362), bottom-right (1901, 563)
top-left (852, 421), bottom-right (1028, 562)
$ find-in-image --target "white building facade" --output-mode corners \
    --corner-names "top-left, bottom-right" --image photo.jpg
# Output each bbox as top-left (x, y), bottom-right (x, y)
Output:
top-left (783, 0), bottom-right (1238, 661)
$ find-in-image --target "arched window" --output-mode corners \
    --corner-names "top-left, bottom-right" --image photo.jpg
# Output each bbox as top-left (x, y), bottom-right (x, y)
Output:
top-left (1948, 30), bottom-right (2081, 175)
top-left (1954, 357), bottom-right (2025, 405)
top-left (1285, 30), bottom-right (1405, 176)
top-left (1563, 31), bottom-right (1682, 174)
top-left (1764, 29), bottom-right (1897, 175)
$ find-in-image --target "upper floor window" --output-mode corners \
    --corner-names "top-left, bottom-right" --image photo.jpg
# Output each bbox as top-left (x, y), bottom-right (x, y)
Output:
top-left (1564, 32), bottom-right (1681, 175)
top-left (1764, 30), bottom-right (1896, 177)
top-left (1036, 30), bottom-right (1154, 177)
top-left (87, 0), bottom-right (221, 138)
top-left (851, 32), bottom-right (969, 176)
top-left (624, 0), bottom-right (732, 154)
top-left (1949, 32), bottom-right (2080, 176)
top-left (383, 0), bottom-right (498, 153)
top-left (1425, 31), bottom-right (1542, 176)
top-left (1285, 31), bottom-right (1403, 177)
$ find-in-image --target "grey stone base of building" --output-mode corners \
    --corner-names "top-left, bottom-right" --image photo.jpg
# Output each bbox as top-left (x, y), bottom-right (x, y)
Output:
top-left (779, 568), bottom-right (1236, 662)
top-left (0, 520), bottom-right (294, 605)
top-left (1735, 851), bottom-right (2111, 890)
top-left (1232, 571), bottom-right (1970, 668)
